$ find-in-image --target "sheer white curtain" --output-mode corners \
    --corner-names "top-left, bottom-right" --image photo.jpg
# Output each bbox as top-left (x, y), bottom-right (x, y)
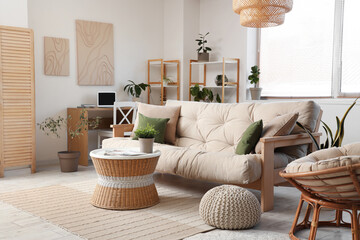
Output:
top-left (341, 0), bottom-right (360, 93)
top-left (260, 0), bottom-right (334, 97)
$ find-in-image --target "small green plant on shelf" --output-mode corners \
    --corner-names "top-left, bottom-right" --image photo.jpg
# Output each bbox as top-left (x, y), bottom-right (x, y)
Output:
top-left (123, 80), bottom-right (150, 98)
top-left (190, 84), bottom-right (221, 103)
top-left (297, 98), bottom-right (358, 151)
top-left (248, 65), bottom-right (260, 87)
top-left (196, 32), bottom-right (212, 53)
top-left (163, 77), bottom-right (174, 85)
top-left (134, 124), bottom-right (158, 139)
top-left (38, 109), bottom-right (101, 140)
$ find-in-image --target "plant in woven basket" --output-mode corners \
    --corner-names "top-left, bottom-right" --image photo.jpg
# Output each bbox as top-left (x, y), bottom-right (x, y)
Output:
top-left (37, 109), bottom-right (101, 172)
top-left (190, 84), bottom-right (221, 103)
top-left (297, 98), bottom-right (358, 151)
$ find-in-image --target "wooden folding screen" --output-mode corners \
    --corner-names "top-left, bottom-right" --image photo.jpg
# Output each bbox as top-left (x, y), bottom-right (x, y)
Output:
top-left (0, 26), bottom-right (35, 177)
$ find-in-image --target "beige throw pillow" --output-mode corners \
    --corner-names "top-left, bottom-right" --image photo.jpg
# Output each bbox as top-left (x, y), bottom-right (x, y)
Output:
top-left (255, 112), bottom-right (299, 154)
top-left (131, 103), bottom-right (181, 145)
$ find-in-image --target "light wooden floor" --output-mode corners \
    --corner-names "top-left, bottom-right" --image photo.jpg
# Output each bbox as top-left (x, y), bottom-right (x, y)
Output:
top-left (0, 161), bottom-right (353, 240)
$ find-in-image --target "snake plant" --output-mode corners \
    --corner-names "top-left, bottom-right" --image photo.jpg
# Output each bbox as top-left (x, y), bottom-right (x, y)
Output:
top-left (297, 98), bottom-right (358, 151)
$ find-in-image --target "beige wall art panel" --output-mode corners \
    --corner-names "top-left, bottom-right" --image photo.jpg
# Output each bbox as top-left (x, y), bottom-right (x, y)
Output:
top-left (44, 37), bottom-right (70, 76)
top-left (76, 20), bottom-right (114, 85)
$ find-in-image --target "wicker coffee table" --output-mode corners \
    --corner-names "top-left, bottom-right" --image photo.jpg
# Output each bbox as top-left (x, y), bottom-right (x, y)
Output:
top-left (90, 149), bottom-right (161, 210)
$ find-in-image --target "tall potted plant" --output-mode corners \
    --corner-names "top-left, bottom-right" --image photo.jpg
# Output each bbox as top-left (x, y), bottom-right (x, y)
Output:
top-left (134, 124), bottom-right (158, 153)
top-left (248, 65), bottom-right (262, 100)
top-left (38, 109), bottom-right (100, 172)
top-left (123, 80), bottom-right (150, 102)
top-left (196, 32), bottom-right (212, 62)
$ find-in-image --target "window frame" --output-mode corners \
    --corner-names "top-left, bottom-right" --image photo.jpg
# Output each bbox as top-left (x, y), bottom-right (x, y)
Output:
top-left (258, 0), bottom-right (360, 99)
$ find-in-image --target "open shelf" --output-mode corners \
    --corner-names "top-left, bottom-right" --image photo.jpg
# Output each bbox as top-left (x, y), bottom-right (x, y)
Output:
top-left (189, 57), bottom-right (240, 103)
top-left (148, 59), bottom-right (180, 105)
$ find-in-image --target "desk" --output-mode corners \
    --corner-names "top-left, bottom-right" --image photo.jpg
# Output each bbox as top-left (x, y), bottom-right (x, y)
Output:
top-left (67, 107), bottom-right (132, 166)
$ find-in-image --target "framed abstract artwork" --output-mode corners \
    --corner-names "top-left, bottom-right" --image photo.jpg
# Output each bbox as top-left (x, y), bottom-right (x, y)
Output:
top-left (44, 37), bottom-right (70, 76)
top-left (76, 20), bottom-right (114, 85)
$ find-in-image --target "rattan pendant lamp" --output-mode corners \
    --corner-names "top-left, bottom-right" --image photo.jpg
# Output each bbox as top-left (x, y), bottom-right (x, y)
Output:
top-left (233, 0), bottom-right (293, 28)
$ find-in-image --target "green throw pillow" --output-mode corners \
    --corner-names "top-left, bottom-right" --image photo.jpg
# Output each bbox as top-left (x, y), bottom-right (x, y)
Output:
top-left (235, 120), bottom-right (263, 155)
top-left (132, 113), bottom-right (170, 144)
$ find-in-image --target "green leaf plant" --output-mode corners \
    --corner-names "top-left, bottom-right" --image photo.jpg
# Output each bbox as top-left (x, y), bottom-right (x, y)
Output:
top-left (134, 124), bottom-right (158, 139)
top-left (296, 98), bottom-right (358, 151)
top-left (37, 109), bottom-right (101, 140)
top-left (190, 84), bottom-right (221, 103)
top-left (248, 65), bottom-right (260, 87)
top-left (123, 80), bottom-right (150, 98)
top-left (196, 32), bottom-right (212, 53)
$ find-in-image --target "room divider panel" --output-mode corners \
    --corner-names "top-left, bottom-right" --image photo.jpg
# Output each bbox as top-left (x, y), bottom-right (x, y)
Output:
top-left (0, 25), bottom-right (35, 177)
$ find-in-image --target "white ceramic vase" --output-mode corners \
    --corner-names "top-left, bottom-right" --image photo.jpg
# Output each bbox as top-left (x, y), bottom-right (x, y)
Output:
top-left (139, 138), bottom-right (154, 153)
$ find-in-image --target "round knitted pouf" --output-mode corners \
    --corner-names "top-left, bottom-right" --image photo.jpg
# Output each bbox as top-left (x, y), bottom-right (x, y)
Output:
top-left (199, 185), bottom-right (261, 230)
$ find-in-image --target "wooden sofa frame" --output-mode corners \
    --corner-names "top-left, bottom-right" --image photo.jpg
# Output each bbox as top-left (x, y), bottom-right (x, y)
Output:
top-left (111, 111), bottom-right (322, 212)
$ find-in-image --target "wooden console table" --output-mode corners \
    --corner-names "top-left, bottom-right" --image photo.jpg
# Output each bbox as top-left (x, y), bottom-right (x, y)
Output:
top-left (67, 107), bottom-right (131, 166)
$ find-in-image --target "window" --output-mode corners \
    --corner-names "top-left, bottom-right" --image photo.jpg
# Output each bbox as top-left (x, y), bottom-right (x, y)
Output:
top-left (259, 0), bottom-right (359, 98)
top-left (340, 0), bottom-right (360, 94)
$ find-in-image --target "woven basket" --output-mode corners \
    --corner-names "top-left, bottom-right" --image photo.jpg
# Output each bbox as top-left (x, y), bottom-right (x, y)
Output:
top-left (91, 155), bottom-right (160, 210)
top-left (199, 185), bottom-right (261, 229)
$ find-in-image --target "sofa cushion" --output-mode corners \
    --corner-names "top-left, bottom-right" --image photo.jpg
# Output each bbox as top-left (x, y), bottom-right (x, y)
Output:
top-left (102, 138), bottom-right (293, 184)
top-left (132, 113), bottom-right (169, 144)
top-left (252, 101), bottom-right (321, 159)
top-left (236, 120), bottom-right (263, 155)
top-left (254, 113), bottom-right (299, 153)
top-left (131, 103), bottom-right (181, 145)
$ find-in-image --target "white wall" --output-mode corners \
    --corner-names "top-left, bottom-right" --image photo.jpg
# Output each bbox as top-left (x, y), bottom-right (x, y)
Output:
top-left (28, 0), bottom-right (164, 162)
top-left (199, 0), bottom-right (256, 102)
top-left (0, 0), bottom-right (28, 27)
top-left (317, 100), bottom-right (360, 146)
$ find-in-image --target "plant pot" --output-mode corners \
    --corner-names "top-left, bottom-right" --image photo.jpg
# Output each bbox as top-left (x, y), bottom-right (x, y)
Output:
top-left (215, 75), bottom-right (228, 86)
top-left (58, 151), bottom-right (80, 172)
top-left (250, 88), bottom-right (262, 100)
top-left (198, 52), bottom-right (209, 62)
top-left (132, 97), bottom-right (140, 102)
top-left (139, 138), bottom-right (154, 153)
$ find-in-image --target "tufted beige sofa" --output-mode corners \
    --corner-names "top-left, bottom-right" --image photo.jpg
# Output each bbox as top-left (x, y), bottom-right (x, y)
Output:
top-left (104, 100), bottom-right (322, 211)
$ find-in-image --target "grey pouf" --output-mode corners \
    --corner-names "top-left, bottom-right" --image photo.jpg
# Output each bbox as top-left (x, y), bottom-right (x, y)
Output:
top-left (199, 185), bottom-right (261, 230)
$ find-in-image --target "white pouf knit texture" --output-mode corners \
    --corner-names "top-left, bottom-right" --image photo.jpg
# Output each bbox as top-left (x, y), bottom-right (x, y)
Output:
top-left (199, 185), bottom-right (261, 230)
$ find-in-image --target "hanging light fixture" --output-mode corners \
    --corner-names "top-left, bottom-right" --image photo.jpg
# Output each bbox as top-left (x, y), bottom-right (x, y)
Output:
top-left (233, 0), bottom-right (293, 28)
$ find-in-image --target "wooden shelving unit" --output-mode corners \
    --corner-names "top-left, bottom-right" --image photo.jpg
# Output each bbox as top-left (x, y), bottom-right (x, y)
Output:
top-left (189, 57), bottom-right (240, 103)
top-left (147, 59), bottom-right (180, 105)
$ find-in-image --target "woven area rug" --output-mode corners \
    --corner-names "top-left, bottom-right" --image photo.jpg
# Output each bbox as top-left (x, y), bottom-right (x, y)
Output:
top-left (0, 180), bottom-right (214, 240)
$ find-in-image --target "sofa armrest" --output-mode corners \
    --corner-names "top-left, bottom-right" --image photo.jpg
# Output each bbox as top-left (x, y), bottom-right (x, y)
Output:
top-left (259, 132), bottom-right (321, 212)
top-left (111, 124), bottom-right (135, 137)
top-left (260, 132), bottom-right (322, 149)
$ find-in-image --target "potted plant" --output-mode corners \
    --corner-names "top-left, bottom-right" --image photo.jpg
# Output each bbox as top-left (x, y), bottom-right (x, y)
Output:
top-left (134, 124), bottom-right (158, 153)
top-left (190, 84), bottom-right (221, 103)
top-left (38, 109), bottom-right (100, 172)
top-left (215, 74), bottom-right (228, 86)
top-left (196, 32), bottom-right (212, 62)
top-left (163, 77), bottom-right (174, 86)
top-left (248, 65), bottom-right (262, 100)
top-left (123, 80), bottom-right (150, 102)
